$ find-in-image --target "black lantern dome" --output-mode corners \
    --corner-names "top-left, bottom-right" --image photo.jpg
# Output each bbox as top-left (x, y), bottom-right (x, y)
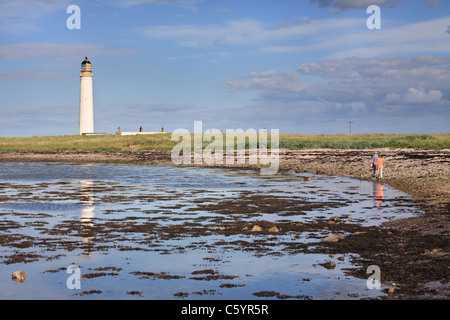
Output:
top-left (81, 57), bottom-right (92, 73)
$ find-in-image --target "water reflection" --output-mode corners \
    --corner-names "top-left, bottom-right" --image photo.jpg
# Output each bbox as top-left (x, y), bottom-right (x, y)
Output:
top-left (373, 182), bottom-right (384, 207)
top-left (79, 180), bottom-right (95, 256)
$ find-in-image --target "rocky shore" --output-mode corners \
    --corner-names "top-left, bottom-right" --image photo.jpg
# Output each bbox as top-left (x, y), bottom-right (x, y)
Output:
top-left (279, 149), bottom-right (450, 299)
top-left (1, 148), bottom-right (449, 299)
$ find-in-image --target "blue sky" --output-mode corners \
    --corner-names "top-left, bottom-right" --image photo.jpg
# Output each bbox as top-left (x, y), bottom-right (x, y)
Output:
top-left (1, 0), bottom-right (449, 137)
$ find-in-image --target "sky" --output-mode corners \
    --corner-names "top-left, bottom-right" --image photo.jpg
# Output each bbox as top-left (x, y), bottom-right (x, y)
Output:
top-left (0, 0), bottom-right (449, 137)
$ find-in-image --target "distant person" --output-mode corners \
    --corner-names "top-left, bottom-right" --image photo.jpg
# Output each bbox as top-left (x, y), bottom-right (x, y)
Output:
top-left (370, 152), bottom-right (378, 177)
top-left (376, 154), bottom-right (384, 179)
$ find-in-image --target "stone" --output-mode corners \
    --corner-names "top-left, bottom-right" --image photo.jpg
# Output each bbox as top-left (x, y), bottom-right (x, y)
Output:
top-left (251, 225), bottom-right (263, 232)
top-left (388, 283), bottom-right (396, 294)
top-left (322, 261), bottom-right (336, 269)
top-left (12, 271), bottom-right (26, 283)
top-left (268, 226), bottom-right (279, 233)
top-left (321, 235), bottom-right (344, 243)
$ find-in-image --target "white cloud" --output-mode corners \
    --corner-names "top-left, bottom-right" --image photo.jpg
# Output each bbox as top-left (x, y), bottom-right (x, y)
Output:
top-left (263, 16), bottom-right (450, 60)
top-left (0, 0), bottom-right (71, 34)
top-left (0, 68), bottom-right (67, 81)
top-left (168, 53), bottom-right (205, 60)
top-left (297, 56), bottom-right (450, 106)
top-left (111, 0), bottom-right (205, 9)
top-left (215, 5), bottom-right (231, 13)
top-left (0, 42), bottom-right (135, 61)
top-left (226, 71), bottom-right (311, 95)
top-left (328, 16), bottom-right (450, 59)
top-left (0, 42), bottom-right (135, 81)
top-left (385, 87), bottom-right (444, 104)
top-left (421, 0), bottom-right (444, 8)
top-left (224, 56), bottom-right (450, 128)
top-left (135, 14), bottom-right (450, 60)
top-left (135, 18), bottom-right (362, 47)
top-left (310, 0), bottom-right (407, 11)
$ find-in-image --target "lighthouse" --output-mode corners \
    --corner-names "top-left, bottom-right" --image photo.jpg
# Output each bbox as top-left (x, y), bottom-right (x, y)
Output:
top-left (79, 57), bottom-right (94, 135)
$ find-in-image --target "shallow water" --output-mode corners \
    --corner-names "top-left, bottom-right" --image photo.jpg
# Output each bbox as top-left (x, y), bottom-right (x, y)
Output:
top-left (0, 162), bottom-right (421, 299)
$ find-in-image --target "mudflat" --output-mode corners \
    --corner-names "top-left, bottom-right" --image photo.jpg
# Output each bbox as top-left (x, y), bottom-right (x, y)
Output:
top-left (1, 148), bottom-right (449, 299)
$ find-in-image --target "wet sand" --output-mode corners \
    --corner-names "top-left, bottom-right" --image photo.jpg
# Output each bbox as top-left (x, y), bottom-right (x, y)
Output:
top-left (1, 149), bottom-right (449, 299)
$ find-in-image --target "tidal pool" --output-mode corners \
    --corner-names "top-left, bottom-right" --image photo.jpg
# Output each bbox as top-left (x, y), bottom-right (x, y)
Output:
top-left (0, 162), bottom-right (422, 299)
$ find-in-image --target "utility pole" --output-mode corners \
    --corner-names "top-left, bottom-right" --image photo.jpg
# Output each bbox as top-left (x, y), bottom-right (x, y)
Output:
top-left (347, 121), bottom-right (354, 135)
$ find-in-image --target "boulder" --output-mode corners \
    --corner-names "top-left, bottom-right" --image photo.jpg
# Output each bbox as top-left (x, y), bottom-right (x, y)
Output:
top-left (268, 226), bottom-right (279, 233)
top-left (12, 271), bottom-right (26, 283)
top-left (251, 225), bottom-right (263, 232)
top-left (322, 261), bottom-right (336, 269)
top-left (388, 283), bottom-right (396, 294)
top-left (321, 235), bottom-right (344, 243)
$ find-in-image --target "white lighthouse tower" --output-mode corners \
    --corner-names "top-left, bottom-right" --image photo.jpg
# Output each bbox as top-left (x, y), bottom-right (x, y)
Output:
top-left (79, 57), bottom-right (94, 135)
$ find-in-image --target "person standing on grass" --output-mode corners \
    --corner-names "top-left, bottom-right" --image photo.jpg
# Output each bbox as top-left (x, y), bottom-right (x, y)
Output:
top-left (376, 154), bottom-right (384, 179)
top-left (370, 152), bottom-right (378, 177)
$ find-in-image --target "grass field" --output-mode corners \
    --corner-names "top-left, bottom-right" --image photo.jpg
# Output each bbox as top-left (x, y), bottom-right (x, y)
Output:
top-left (0, 133), bottom-right (449, 152)
top-left (279, 133), bottom-right (450, 150)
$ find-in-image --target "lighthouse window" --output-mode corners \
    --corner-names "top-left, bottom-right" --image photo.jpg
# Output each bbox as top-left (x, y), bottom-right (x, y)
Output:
top-left (81, 65), bottom-right (87, 71)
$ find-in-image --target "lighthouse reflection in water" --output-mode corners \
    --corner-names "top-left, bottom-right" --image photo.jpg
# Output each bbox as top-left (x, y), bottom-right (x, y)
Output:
top-left (80, 179), bottom-right (95, 256)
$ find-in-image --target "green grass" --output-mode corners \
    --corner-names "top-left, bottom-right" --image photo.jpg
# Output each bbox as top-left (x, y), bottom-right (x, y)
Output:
top-left (279, 133), bottom-right (450, 150)
top-left (0, 133), bottom-right (448, 152)
top-left (0, 134), bottom-right (175, 152)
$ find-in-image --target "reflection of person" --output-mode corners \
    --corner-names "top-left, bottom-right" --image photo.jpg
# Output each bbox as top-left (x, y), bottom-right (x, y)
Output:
top-left (376, 154), bottom-right (384, 179)
top-left (376, 183), bottom-right (384, 206)
top-left (370, 152), bottom-right (378, 177)
top-left (373, 182), bottom-right (384, 206)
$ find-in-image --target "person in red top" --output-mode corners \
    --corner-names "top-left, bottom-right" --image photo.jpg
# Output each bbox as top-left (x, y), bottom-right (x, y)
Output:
top-left (376, 154), bottom-right (384, 179)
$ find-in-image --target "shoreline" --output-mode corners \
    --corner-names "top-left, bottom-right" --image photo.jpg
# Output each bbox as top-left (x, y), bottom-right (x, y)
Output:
top-left (1, 148), bottom-right (449, 299)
